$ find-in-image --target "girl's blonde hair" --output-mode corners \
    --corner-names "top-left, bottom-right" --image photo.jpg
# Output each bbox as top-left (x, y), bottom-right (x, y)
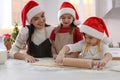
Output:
top-left (85, 39), bottom-right (101, 53)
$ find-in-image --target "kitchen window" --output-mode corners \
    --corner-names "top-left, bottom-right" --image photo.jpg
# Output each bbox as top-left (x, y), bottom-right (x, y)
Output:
top-left (70, 0), bottom-right (95, 22)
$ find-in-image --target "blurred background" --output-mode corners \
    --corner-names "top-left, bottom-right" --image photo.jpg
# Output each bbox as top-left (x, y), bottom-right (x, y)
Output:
top-left (0, 0), bottom-right (120, 48)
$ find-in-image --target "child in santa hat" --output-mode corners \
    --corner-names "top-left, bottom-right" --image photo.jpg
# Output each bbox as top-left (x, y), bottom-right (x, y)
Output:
top-left (50, 2), bottom-right (83, 59)
top-left (9, 0), bottom-right (54, 63)
top-left (55, 16), bottom-right (112, 68)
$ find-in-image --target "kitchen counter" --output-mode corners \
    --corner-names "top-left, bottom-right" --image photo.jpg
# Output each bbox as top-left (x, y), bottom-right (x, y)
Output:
top-left (0, 58), bottom-right (120, 80)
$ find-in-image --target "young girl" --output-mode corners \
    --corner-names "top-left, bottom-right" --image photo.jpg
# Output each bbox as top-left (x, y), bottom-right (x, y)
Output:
top-left (9, 0), bottom-right (54, 63)
top-left (55, 17), bottom-right (112, 68)
top-left (50, 2), bottom-right (83, 59)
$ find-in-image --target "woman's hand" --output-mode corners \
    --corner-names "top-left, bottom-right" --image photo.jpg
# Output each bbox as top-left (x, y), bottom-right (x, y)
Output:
top-left (24, 54), bottom-right (39, 63)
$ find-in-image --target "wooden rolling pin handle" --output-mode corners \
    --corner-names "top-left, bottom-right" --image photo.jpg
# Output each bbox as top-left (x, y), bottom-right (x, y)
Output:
top-left (63, 58), bottom-right (94, 69)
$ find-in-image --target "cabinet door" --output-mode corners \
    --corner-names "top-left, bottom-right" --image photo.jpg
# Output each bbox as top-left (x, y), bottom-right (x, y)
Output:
top-left (95, 0), bottom-right (113, 17)
top-left (114, 0), bottom-right (120, 8)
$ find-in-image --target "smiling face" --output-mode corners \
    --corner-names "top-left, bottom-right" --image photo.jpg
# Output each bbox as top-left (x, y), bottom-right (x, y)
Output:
top-left (84, 33), bottom-right (99, 46)
top-left (60, 14), bottom-right (74, 27)
top-left (31, 12), bottom-right (46, 29)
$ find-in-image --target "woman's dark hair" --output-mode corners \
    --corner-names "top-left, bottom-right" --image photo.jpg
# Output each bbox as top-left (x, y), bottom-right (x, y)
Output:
top-left (26, 24), bottom-right (50, 44)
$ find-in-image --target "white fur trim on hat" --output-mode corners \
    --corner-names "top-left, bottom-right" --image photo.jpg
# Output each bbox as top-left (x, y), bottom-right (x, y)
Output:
top-left (80, 25), bottom-right (104, 39)
top-left (27, 6), bottom-right (44, 23)
top-left (74, 20), bottom-right (81, 25)
top-left (58, 8), bottom-right (75, 19)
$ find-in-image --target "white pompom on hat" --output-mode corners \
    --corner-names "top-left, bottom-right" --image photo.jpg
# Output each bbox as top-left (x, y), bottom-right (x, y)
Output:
top-left (58, 2), bottom-right (81, 25)
top-left (21, 0), bottom-right (44, 27)
top-left (80, 16), bottom-right (111, 44)
top-left (103, 37), bottom-right (112, 44)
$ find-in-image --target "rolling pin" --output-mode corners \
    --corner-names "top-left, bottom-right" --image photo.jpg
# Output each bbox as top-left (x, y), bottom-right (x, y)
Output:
top-left (63, 58), bottom-right (93, 69)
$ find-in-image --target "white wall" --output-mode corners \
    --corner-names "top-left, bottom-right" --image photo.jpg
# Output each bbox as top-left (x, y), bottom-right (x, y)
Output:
top-left (105, 18), bottom-right (120, 47)
top-left (0, 0), bottom-right (12, 28)
top-left (104, 8), bottom-right (120, 47)
top-left (43, 0), bottom-right (59, 25)
top-left (37, 0), bottom-right (69, 26)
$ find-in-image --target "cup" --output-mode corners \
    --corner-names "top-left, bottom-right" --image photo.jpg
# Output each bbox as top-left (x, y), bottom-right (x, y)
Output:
top-left (0, 50), bottom-right (7, 64)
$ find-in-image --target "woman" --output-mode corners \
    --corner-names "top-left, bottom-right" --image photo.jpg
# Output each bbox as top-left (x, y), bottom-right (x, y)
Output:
top-left (9, 0), bottom-right (54, 63)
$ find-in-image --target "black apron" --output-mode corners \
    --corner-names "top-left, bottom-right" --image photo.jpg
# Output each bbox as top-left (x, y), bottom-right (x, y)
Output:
top-left (27, 38), bottom-right (52, 58)
top-left (27, 25), bottom-right (52, 58)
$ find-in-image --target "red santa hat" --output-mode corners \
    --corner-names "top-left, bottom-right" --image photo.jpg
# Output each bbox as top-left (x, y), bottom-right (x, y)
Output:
top-left (58, 2), bottom-right (80, 25)
top-left (80, 17), bottom-right (109, 40)
top-left (21, 0), bottom-right (44, 27)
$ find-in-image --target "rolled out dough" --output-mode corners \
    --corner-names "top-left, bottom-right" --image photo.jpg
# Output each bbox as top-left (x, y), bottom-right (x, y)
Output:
top-left (31, 59), bottom-right (63, 67)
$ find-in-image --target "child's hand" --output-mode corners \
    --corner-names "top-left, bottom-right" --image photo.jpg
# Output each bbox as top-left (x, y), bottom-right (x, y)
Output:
top-left (94, 60), bottom-right (107, 69)
top-left (55, 52), bottom-right (65, 64)
top-left (53, 54), bottom-right (57, 60)
top-left (24, 54), bottom-right (39, 63)
top-left (55, 46), bottom-right (69, 64)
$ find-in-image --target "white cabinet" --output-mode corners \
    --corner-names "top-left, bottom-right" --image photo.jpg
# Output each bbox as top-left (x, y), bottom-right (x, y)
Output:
top-left (95, 0), bottom-right (120, 17)
top-left (95, 0), bottom-right (113, 17)
top-left (114, 0), bottom-right (120, 8)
